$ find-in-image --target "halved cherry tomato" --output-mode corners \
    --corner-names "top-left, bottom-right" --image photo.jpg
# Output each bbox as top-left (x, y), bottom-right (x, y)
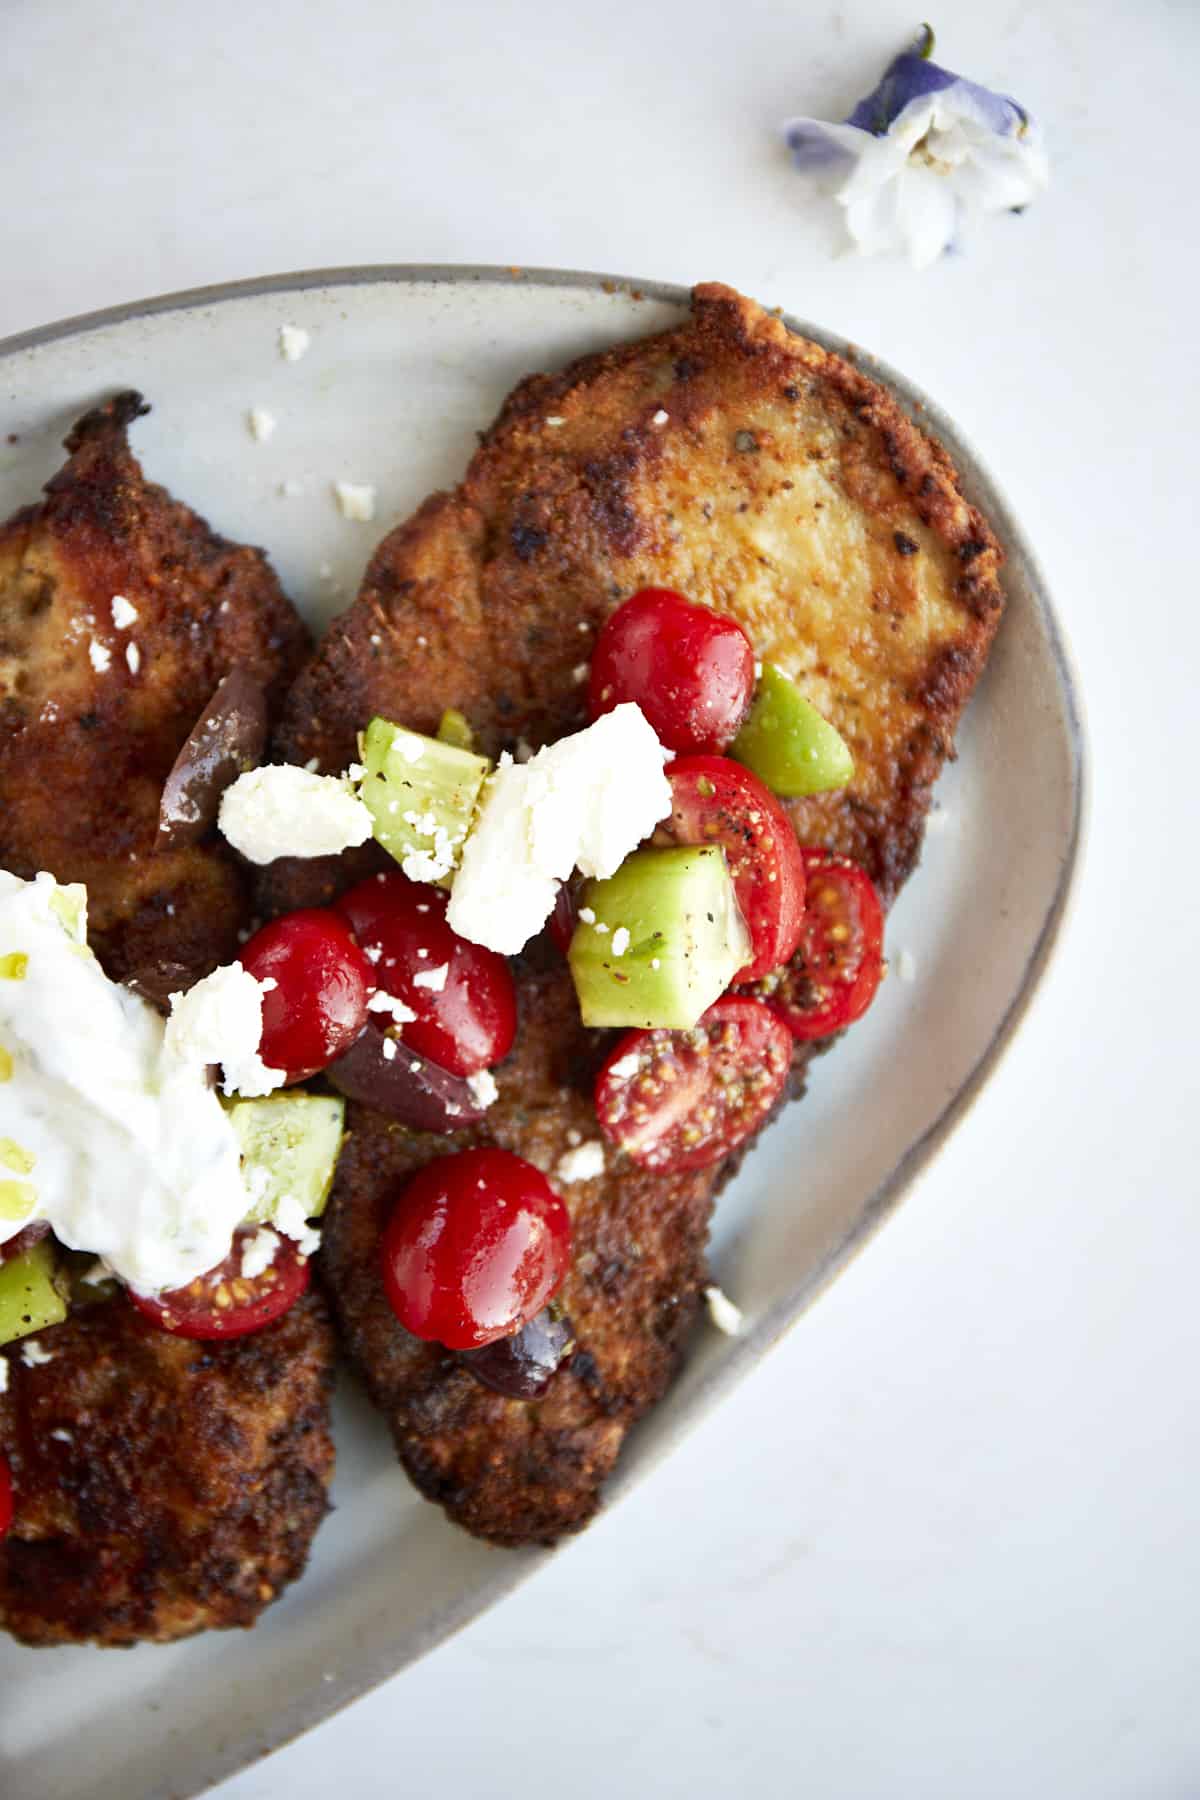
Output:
top-left (0, 1453), bottom-right (12, 1541)
top-left (654, 755), bottom-right (806, 982)
top-left (547, 877), bottom-right (581, 955)
top-left (751, 848), bottom-right (884, 1041)
top-left (336, 874), bottom-right (516, 1078)
top-left (589, 588), bottom-right (755, 755)
top-left (380, 1148), bottom-right (570, 1350)
top-left (595, 995), bottom-right (792, 1173)
top-left (240, 908), bottom-right (370, 1082)
top-left (128, 1229), bottom-right (311, 1340)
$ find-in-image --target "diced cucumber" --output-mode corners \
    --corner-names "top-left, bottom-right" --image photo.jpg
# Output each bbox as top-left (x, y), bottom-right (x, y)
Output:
top-left (226, 1093), bottom-right (346, 1224)
top-left (731, 663), bottom-right (854, 797)
top-left (568, 846), bottom-right (750, 1030)
top-left (356, 716), bottom-right (491, 886)
top-left (0, 1240), bottom-right (68, 1347)
top-left (437, 708), bottom-right (476, 751)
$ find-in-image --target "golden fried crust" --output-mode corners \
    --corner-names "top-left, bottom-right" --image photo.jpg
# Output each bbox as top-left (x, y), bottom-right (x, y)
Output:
top-left (0, 392), bottom-right (310, 1004)
top-left (0, 1292), bottom-right (336, 1646)
top-left (267, 284), bottom-right (1004, 1546)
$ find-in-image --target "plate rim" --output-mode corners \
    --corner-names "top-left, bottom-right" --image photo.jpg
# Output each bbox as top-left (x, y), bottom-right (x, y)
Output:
top-left (0, 263), bottom-right (1088, 1798)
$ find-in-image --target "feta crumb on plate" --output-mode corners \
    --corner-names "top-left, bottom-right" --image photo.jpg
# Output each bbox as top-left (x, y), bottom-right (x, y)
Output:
top-left (896, 947), bottom-right (918, 983)
top-left (704, 1285), bottom-right (744, 1336)
top-left (247, 407), bottom-right (277, 442)
top-left (554, 1140), bottom-right (606, 1184)
top-left (333, 480), bottom-right (377, 522)
top-left (278, 323), bottom-right (311, 361)
top-left (218, 765), bottom-right (373, 864)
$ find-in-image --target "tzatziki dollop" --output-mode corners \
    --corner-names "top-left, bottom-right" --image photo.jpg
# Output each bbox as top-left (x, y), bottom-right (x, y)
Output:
top-left (0, 871), bottom-right (250, 1293)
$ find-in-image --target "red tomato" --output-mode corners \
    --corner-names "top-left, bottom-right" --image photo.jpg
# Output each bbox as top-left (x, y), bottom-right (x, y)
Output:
top-left (594, 996), bottom-right (792, 1173)
top-left (753, 849), bottom-right (884, 1041)
top-left (0, 1221), bottom-right (50, 1266)
top-left (380, 1148), bottom-right (571, 1350)
top-left (128, 1229), bottom-right (311, 1340)
top-left (588, 588), bottom-right (755, 755)
top-left (0, 1453), bottom-right (12, 1541)
top-left (240, 909), bottom-right (370, 1082)
top-left (336, 874), bottom-right (517, 1078)
top-left (656, 755), bottom-right (806, 982)
top-left (547, 877), bottom-right (581, 955)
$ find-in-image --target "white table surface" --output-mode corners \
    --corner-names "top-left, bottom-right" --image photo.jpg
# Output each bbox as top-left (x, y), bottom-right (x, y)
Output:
top-left (6, 2), bottom-right (1199, 1794)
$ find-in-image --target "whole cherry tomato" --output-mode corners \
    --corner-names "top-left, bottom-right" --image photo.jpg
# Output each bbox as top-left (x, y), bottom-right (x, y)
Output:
top-left (588, 588), bottom-right (755, 755)
top-left (240, 908), bottom-right (370, 1082)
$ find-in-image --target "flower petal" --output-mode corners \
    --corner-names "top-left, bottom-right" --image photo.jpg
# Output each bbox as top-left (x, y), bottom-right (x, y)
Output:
top-left (894, 166), bottom-right (960, 268)
top-left (845, 49), bottom-right (958, 135)
top-left (783, 117), bottom-right (873, 171)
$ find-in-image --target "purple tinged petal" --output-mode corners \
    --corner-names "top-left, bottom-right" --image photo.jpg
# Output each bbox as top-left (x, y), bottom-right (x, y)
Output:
top-left (784, 118), bottom-right (869, 170)
top-left (845, 44), bottom-right (1032, 140)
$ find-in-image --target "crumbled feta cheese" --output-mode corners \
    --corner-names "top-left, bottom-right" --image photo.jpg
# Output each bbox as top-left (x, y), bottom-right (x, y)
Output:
top-left (606, 1051), bottom-right (642, 1082)
top-left (110, 595), bottom-right (137, 629)
top-left (412, 963), bottom-right (449, 992)
top-left (333, 481), bottom-right (377, 522)
top-left (650, 957), bottom-right (661, 970)
top-left (572, 662), bottom-right (589, 684)
top-left (240, 1226), bottom-right (280, 1281)
top-left (273, 1193), bottom-right (321, 1258)
top-left (278, 323), bottom-right (311, 361)
top-left (704, 1285), bottom-right (744, 1336)
top-left (21, 1338), bottom-right (54, 1366)
top-left (753, 660), bottom-right (763, 679)
top-left (50, 1428), bottom-right (73, 1443)
top-left (578, 907), bottom-right (596, 925)
top-left (593, 921), bottom-right (609, 934)
top-left (554, 1140), bottom-right (606, 1184)
top-left (165, 962), bottom-right (286, 1099)
top-left (88, 639), bottom-right (111, 673)
top-left (248, 407), bottom-right (277, 442)
top-left (125, 642), bottom-right (141, 674)
top-left (651, 408), bottom-right (669, 426)
top-left (447, 705), bottom-right (672, 956)
top-left (896, 947), bottom-right (918, 983)
top-left (367, 990), bottom-right (417, 1024)
top-left (611, 927), bottom-right (630, 957)
top-left (0, 1358), bottom-right (7, 1393)
top-left (467, 1069), bottom-right (498, 1108)
top-left (381, 1036), bottom-right (398, 1061)
top-left (218, 765), bottom-right (373, 864)
top-left (544, 416), bottom-right (565, 427)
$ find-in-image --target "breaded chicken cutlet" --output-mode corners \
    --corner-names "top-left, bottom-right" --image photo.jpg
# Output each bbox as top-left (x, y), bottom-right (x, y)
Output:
top-left (0, 391), bottom-right (309, 1007)
top-left (0, 398), bottom-right (335, 1645)
top-left (0, 1292), bottom-right (335, 1647)
top-left (261, 283), bottom-right (1004, 1547)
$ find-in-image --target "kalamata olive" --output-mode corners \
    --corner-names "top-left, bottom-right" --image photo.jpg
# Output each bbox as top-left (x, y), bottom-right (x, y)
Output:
top-left (156, 667), bottom-right (268, 850)
top-left (325, 1023), bottom-right (487, 1134)
top-left (456, 1305), bottom-right (577, 1398)
top-left (0, 1222), bottom-right (51, 1266)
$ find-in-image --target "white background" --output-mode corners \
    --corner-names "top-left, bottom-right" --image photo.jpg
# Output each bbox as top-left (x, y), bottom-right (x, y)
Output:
top-left (6, 2), bottom-right (1199, 1795)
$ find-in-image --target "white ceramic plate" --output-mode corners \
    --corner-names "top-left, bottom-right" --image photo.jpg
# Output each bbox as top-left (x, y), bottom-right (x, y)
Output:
top-left (0, 268), bottom-right (1085, 1800)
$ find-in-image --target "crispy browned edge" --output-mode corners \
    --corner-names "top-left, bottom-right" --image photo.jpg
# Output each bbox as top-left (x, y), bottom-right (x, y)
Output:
top-left (0, 391), bottom-right (311, 1005)
top-left (266, 282), bottom-right (1004, 1547)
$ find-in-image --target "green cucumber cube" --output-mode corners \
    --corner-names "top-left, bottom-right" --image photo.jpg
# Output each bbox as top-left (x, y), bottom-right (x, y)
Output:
top-left (568, 846), bottom-right (750, 1030)
top-left (227, 1093), bottom-right (346, 1225)
top-left (357, 716), bottom-right (491, 885)
top-left (0, 1239), bottom-right (68, 1348)
top-left (731, 662), bottom-right (854, 797)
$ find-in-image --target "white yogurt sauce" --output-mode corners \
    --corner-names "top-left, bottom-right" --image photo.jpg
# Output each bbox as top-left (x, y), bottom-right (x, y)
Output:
top-left (0, 871), bottom-right (250, 1293)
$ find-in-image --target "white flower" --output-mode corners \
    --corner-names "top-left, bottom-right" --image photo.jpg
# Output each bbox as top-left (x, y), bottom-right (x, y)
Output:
top-left (784, 27), bottom-right (1048, 270)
